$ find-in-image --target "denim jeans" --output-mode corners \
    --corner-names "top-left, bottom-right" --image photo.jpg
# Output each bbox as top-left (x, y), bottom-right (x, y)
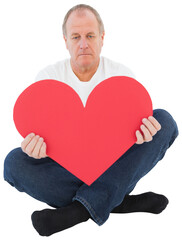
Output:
top-left (3, 109), bottom-right (179, 226)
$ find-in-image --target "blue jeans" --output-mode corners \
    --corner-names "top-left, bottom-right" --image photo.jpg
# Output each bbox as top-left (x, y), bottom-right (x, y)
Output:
top-left (3, 109), bottom-right (179, 226)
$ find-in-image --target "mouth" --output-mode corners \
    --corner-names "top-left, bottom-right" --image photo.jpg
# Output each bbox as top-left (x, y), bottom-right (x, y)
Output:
top-left (79, 54), bottom-right (92, 56)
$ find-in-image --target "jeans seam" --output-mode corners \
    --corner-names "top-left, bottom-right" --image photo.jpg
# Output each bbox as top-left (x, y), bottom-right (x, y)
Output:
top-left (72, 196), bottom-right (104, 226)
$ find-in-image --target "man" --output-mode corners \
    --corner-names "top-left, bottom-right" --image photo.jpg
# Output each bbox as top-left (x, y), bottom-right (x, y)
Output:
top-left (4, 4), bottom-right (178, 236)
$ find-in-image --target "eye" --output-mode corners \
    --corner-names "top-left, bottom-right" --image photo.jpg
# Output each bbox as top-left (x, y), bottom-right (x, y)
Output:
top-left (72, 36), bottom-right (80, 40)
top-left (88, 35), bottom-right (94, 39)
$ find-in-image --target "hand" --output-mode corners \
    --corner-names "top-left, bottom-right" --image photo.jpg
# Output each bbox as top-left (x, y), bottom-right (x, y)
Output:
top-left (136, 116), bottom-right (161, 144)
top-left (21, 133), bottom-right (48, 159)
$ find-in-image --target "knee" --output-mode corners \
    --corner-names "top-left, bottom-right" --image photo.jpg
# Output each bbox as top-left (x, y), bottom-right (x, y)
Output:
top-left (153, 109), bottom-right (179, 145)
top-left (4, 147), bottom-right (25, 185)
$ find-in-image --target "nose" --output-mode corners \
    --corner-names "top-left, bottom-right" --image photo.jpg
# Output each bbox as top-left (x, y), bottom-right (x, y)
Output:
top-left (79, 37), bottom-right (88, 49)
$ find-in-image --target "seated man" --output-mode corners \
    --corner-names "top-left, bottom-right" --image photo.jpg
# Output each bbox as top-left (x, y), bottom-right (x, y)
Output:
top-left (3, 4), bottom-right (179, 237)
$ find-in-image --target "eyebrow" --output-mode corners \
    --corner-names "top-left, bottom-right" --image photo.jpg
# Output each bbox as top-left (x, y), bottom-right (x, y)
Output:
top-left (71, 32), bottom-right (96, 36)
top-left (87, 32), bottom-right (96, 35)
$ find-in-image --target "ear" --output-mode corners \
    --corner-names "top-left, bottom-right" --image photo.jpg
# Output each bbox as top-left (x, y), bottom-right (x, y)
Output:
top-left (63, 35), bottom-right (68, 49)
top-left (101, 31), bottom-right (105, 47)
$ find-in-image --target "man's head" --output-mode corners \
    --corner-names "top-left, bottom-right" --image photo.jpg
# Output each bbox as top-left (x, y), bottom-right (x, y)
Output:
top-left (62, 4), bottom-right (105, 72)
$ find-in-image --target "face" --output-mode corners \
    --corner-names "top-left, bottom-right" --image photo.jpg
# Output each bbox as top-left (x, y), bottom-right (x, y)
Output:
top-left (64, 10), bottom-right (105, 71)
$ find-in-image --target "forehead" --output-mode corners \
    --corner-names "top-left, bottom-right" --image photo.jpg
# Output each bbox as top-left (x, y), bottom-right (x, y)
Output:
top-left (66, 10), bottom-right (99, 35)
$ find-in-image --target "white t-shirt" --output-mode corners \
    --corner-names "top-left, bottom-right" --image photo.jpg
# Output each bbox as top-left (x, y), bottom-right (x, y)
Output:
top-left (35, 56), bottom-right (135, 107)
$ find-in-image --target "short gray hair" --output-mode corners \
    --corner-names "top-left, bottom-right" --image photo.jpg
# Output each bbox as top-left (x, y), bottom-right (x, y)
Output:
top-left (62, 4), bottom-right (105, 36)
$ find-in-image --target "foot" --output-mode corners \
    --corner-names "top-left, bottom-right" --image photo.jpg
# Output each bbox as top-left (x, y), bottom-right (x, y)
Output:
top-left (31, 201), bottom-right (90, 236)
top-left (111, 192), bottom-right (169, 214)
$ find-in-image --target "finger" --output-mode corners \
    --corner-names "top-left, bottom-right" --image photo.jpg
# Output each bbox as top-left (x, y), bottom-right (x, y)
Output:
top-left (21, 133), bottom-right (35, 151)
top-left (25, 135), bottom-right (40, 156)
top-left (39, 142), bottom-right (47, 158)
top-left (142, 118), bottom-right (157, 136)
top-left (135, 130), bottom-right (144, 144)
top-left (31, 137), bottom-right (44, 159)
top-left (148, 116), bottom-right (161, 131)
top-left (140, 124), bottom-right (153, 142)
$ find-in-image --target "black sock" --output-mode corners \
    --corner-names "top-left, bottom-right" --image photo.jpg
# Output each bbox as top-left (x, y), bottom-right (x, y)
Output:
top-left (111, 192), bottom-right (169, 214)
top-left (31, 201), bottom-right (90, 236)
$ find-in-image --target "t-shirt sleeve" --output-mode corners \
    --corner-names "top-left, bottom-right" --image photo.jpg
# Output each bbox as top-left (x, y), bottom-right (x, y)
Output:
top-left (34, 65), bottom-right (59, 82)
top-left (102, 57), bottom-right (136, 80)
top-left (115, 63), bottom-right (136, 79)
top-left (34, 69), bottom-right (51, 82)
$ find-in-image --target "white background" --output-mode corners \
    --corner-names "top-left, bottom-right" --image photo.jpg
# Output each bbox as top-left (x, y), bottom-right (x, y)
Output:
top-left (0, 0), bottom-right (181, 239)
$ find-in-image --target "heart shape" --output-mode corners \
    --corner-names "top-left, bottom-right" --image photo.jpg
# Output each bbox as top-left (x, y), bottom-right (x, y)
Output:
top-left (13, 76), bottom-right (153, 185)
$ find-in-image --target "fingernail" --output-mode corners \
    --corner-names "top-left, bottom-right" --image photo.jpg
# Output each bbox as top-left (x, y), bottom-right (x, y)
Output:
top-left (142, 118), bottom-right (147, 122)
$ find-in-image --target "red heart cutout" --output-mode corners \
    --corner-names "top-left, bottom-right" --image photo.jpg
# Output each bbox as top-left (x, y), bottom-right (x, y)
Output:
top-left (13, 76), bottom-right (153, 185)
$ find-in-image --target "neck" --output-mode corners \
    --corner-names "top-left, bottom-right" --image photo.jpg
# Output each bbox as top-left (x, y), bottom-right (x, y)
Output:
top-left (70, 59), bottom-right (100, 82)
